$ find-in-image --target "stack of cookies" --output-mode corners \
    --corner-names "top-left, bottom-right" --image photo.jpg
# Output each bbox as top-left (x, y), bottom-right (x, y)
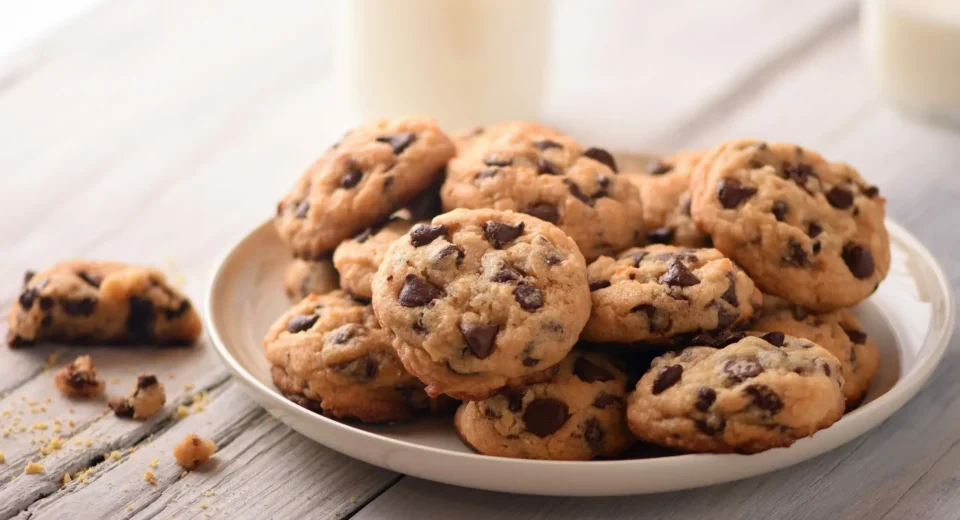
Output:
top-left (264, 118), bottom-right (889, 459)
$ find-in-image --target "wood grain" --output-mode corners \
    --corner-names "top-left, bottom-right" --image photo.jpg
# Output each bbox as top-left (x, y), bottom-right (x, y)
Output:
top-left (1, 0), bottom-right (958, 518)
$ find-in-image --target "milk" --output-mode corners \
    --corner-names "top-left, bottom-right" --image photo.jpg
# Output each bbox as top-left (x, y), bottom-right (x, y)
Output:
top-left (862, 0), bottom-right (960, 124)
top-left (335, 0), bottom-right (552, 133)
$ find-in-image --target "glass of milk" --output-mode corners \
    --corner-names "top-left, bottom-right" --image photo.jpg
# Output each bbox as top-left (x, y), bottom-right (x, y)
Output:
top-left (335, 0), bottom-right (552, 134)
top-left (861, 0), bottom-right (960, 125)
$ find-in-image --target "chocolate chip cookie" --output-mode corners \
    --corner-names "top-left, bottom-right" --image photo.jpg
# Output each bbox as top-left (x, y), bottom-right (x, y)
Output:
top-left (333, 215), bottom-right (417, 300)
top-left (627, 334), bottom-right (845, 453)
top-left (264, 291), bottom-right (446, 423)
top-left (627, 150), bottom-right (711, 248)
top-left (284, 258), bottom-right (339, 301)
top-left (583, 245), bottom-right (761, 345)
top-left (441, 121), bottom-right (644, 261)
top-left (371, 208), bottom-right (591, 400)
top-left (455, 350), bottom-right (634, 460)
top-left (7, 261), bottom-right (202, 347)
top-left (752, 297), bottom-right (879, 409)
top-left (275, 117), bottom-right (455, 259)
top-left (689, 140), bottom-right (890, 311)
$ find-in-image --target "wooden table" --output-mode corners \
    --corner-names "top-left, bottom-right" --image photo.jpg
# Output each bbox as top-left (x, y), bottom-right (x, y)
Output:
top-left (1, 1), bottom-right (958, 518)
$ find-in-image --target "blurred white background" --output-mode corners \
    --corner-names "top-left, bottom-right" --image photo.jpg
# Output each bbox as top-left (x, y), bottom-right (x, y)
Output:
top-left (0, 0), bottom-right (105, 60)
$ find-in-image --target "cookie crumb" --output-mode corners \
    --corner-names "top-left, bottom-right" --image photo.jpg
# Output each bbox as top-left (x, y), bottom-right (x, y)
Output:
top-left (200, 502), bottom-right (208, 510)
top-left (109, 374), bottom-right (165, 420)
top-left (350, 496), bottom-right (358, 504)
top-left (43, 353), bottom-right (58, 371)
top-left (61, 473), bottom-right (71, 486)
top-left (25, 461), bottom-right (44, 474)
top-left (149, 457), bottom-right (159, 469)
top-left (0, 450), bottom-right (4, 463)
top-left (126, 505), bottom-right (133, 512)
top-left (172, 433), bottom-right (216, 469)
top-left (143, 470), bottom-right (157, 485)
top-left (176, 405), bottom-right (189, 419)
top-left (204, 489), bottom-right (215, 497)
top-left (54, 356), bottom-right (106, 398)
top-left (179, 471), bottom-right (188, 480)
top-left (109, 450), bottom-right (122, 461)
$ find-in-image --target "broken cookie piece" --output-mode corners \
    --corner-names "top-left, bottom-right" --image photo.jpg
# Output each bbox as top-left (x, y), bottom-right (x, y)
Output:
top-left (109, 374), bottom-right (166, 419)
top-left (54, 355), bottom-right (106, 398)
top-left (173, 433), bottom-right (217, 469)
top-left (7, 260), bottom-right (202, 347)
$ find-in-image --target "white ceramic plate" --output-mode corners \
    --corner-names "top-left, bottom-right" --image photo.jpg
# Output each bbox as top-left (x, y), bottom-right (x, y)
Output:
top-left (206, 218), bottom-right (954, 496)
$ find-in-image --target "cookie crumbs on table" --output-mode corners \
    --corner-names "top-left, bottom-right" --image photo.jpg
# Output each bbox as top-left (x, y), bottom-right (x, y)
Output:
top-left (54, 355), bottom-right (106, 398)
top-left (173, 433), bottom-right (217, 469)
top-left (109, 374), bottom-right (166, 419)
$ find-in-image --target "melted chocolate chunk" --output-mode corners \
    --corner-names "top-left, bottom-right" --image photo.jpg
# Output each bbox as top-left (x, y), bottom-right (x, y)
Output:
top-left (127, 296), bottom-right (156, 342)
top-left (523, 203), bottom-right (559, 224)
top-left (410, 224), bottom-right (449, 247)
top-left (398, 274), bottom-right (444, 307)
top-left (723, 358), bottom-right (764, 383)
top-left (589, 280), bottom-right (611, 292)
top-left (646, 227), bottom-right (675, 244)
top-left (743, 384), bottom-right (783, 414)
top-left (659, 259), bottom-right (700, 287)
top-left (652, 365), bottom-right (683, 394)
top-left (339, 168), bottom-right (363, 189)
top-left (583, 147), bottom-right (618, 172)
top-left (459, 322), bottom-right (499, 359)
top-left (826, 186), bottom-right (854, 209)
top-left (717, 179), bottom-right (757, 208)
top-left (695, 387), bottom-right (716, 412)
top-left (77, 271), bottom-right (102, 288)
top-left (534, 139), bottom-right (563, 150)
top-left (523, 398), bottom-right (570, 437)
top-left (761, 331), bottom-right (786, 347)
top-left (538, 159), bottom-right (563, 175)
top-left (592, 392), bottom-right (622, 409)
top-left (842, 243), bottom-right (875, 279)
top-left (62, 297), bottom-right (97, 316)
top-left (721, 272), bottom-right (739, 306)
top-left (646, 160), bottom-right (672, 175)
top-left (376, 132), bottom-right (416, 154)
top-left (483, 221), bottom-right (525, 249)
top-left (573, 357), bottom-right (615, 383)
top-left (287, 314), bottom-right (319, 333)
top-left (513, 284), bottom-right (544, 311)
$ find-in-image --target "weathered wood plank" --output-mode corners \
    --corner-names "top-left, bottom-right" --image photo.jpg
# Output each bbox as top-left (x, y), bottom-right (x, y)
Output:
top-left (13, 382), bottom-right (399, 520)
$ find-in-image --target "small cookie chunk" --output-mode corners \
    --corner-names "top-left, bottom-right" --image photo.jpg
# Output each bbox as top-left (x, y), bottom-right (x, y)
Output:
top-left (627, 334), bottom-right (845, 453)
top-left (455, 350), bottom-right (634, 460)
top-left (372, 208), bottom-right (591, 400)
top-left (583, 245), bottom-right (761, 344)
top-left (264, 291), bottom-right (442, 423)
top-left (333, 216), bottom-right (417, 299)
top-left (54, 355), bottom-right (106, 398)
top-left (626, 150), bottom-right (711, 248)
top-left (284, 257), bottom-right (339, 301)
top-left (173, 433), bottom-right (217, 469)
top-left (441, 121), bottom-right (644, 261)
top-left (7, 261), bottom-right (202, 347)
top-left (752, 297), bottom-right (880, 409)
top-left (275, 117), bottom-right (455, 259)
top-left (689, 140), bottom-right (890, 311)
top-left (109, 374), bottom-right (166, 419)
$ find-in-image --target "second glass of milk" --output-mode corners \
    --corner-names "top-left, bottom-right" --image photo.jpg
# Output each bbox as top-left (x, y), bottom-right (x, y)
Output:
top-left (336, 0), bottom-right (552, 134)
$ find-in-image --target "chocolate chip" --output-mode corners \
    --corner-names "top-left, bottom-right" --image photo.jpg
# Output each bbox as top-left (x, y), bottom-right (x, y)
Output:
top-left (164, 300), bottom-right (192, 320)
top-left (659, 259), bottom-right (700, 287)
top-left (646, 160), bottom-right (672, 175)
top-left (863, 185), bottom-right (880, 197)
top-left (483, 220), bottom-right (524, 248)
top-left (459, 322), bottom-right (499, 359)
top-left (523, 398), bottom-right (569, 437)
top-left (596, 175), bottom-right (611, 189)
top-left (127, 296), bottom-right (156, 342)
top-left (573, 357), bottom-right (615, 383)
top-left (413, 316), bottom-right (427, 334)
top-left (623, 251), bottom-right (648, 266)
top-left (631, 303), bottom-right (657, 324)
top-left (826, 186), bottom-right (854, 209)
top-left (332, 356), bottom-right (379, 381)
top-left (522, 356), bottom-right (539, 367)
top-left (841, 325), bottom-right (868, 344)
top-left (475, 168), bottom-right (500, 184)
top-left (435, 244), bottom-right (465, 264)
top-left (646, 227), bottom-right (675, 244)
top-left (484, 155), bottom-right (512, 167)
top-left (62, 297), bottom-right (97, 316)
top-left (783, 239), bottom-right (810, 267)
top-left (398, 274), bottom-right (444, 307)
top-left (812, 241), bottom-right (822, 254)
top-left (489, 264), bottom-right (522, 284)
top-left (538, 159), bottom-right (563, 175)
top-left (721, 272), bottom-right (739, 306)
top-left (772, 200), bottom-right (789, 221)
top-left (23, 270), bottom-right (35, 287)
top-left (137, 374), bottom-right (159, 389)
top-left (784, 163), bottom-right (816, 186)
top-left (743, 384), bottom-right (783, 414)
top-left (582, 417), bottom-right (604, 452)
top-left (18, 288), bottom-right (38, 310)
top-left (723, 358), bottom-right (764, 383)
top-left (822, 362), bottom-right (832, 377)
top-left (583, 147), bottom-right (618, 172)
top-left (592, 392), bottom-right (622, 409)
top-left (716, 307), bottom-right (739, 330)
top-left (564, 179), bottom-right (592, 205)
top-left (410, 224), bottom-right (448, 247)
top-left (842, 243), bottom-right (875, 279)
top-left (504, 390), bottom-right (525, 412)
top-left (339, 168), bottom-right (363, 189)
top-left (808, 222), bottom-right (823, 238)
top-left (523, 203), bottom-right (559, 224)
top-left (111, 400), bottom-right (134, 418)
top-left (287, 314), bottom-right (319, 333)
top-left (652, 365), bottom-right (683, 394)
top-left (376, 132), bottom-right (416, 154)
top-left (330, 325), bottom-right (358, 344)
top-left (717, 331), bottom-right (746, 347)
top-left (39, 296), bottom-right (54, 310)
top-left (696, 387), bottom-right (716, 412)
top-left (294, 200), bottom-right (310, 218)
top-left (544, 251), bottom-right (563, 266)
top-left (534, 140), bottom-right (563, 150)
top-left (77, 271), bottom-right (102, 288)
top-left (513, 284), bottom-right (543, 311)
top-left (761, 331), bottom-right (785, 347)
top-left (589, 280), bottom-right (611, 292)
top-left (717, 179), bottom-right (757, 209)
top-left (696, 418), bottom-right (726, 436)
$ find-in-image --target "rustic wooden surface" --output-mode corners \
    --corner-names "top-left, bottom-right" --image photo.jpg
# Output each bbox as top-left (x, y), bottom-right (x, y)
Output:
top-left (1, 1), bottom-right (958, 518)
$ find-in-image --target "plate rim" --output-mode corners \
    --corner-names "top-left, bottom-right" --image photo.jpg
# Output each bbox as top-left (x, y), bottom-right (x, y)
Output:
top-left (205, 216), bottom-right (955, 495)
